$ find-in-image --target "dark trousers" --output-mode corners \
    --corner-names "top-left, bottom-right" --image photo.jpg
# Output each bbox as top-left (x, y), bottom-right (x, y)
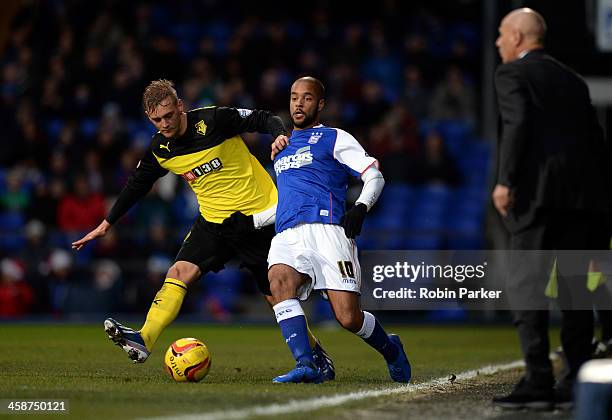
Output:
top-left (509, 210), bottom-right (605, 385)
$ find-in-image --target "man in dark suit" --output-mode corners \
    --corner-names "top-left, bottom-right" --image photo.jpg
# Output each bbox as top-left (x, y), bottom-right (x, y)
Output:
top-left (491, 8), bottom-right (611, 409)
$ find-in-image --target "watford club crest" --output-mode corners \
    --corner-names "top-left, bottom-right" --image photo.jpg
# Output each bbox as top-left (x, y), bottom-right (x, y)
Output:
top-left (195, 120), bottom-right (207, 136)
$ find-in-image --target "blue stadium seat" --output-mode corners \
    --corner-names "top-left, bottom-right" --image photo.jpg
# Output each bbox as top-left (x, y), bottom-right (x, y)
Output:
top-left (379, 183), bottom-right (415, 204)
top-left (126, 119), bottom-right (142, 137)
top-left (48, 231), bottom-right (70, 248)
top-left (418, 119), bottom-right (437, 138)
top-left (436, 119), bottom-right (471, 158)
top-left (0, 212), bottom-right (25, 253)
top-left (73, 242), bottom-right (93, 265)
top-left (451, 217), bottom-right (481, 236)
top-left (80, 118), bottom-right (98, 139)
top-left (0, 212), bottom-right (25, 230)
top-left (373, 212), bottom-right (407, 230)
top-left (402, 234), bottom-right (443, 250)
top-left (411, 190), bottom-right (448, 215)
top-left (408, 212), bottom-right (444, 231)
top-left (376, 201), bottom-right (411, 221)
top-left (450, 23), bottom-right (479, 52)
top-left (46, 118), bottom-right (64, 141)
top-left (355, 232), bottom-right (378, 250)
top-left (0, 233), bottom-right (25, 253)
top-left (171, 193), bottom-right (198, 225)
top-left (178, 40), bottom-right (198, 60)
top-left (420, 184), bottom-right (451, 200)
top-left (170, 24), bottom-right (199, 40)
top-left (447, 233), bottom-right (484, 250)
top-left (379, 232), bottom-right (408, 250)
top-left (206, 22), bottom-right (230, 42)
top-left (446, 191), bottom-right (483, 218)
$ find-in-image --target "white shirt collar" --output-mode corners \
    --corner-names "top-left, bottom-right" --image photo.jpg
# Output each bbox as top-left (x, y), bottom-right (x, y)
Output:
top-left (518, 49), bottom-right (533, 59)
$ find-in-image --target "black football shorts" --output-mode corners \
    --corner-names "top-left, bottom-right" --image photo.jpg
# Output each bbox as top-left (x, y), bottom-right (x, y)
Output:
top-left (175, 215), bottom-right (274, 295)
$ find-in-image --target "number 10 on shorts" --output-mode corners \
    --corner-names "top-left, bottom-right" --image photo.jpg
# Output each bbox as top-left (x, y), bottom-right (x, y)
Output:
top-left (337, 261), bottom-right (355, 278)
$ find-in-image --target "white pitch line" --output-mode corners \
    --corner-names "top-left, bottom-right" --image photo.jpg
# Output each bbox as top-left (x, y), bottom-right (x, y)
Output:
top-left (142, 358), bottom-right (525, 420)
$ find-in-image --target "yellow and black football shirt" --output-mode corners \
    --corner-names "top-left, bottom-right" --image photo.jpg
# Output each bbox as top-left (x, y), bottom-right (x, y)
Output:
top-left (107, 107), bottom-right (285, 224)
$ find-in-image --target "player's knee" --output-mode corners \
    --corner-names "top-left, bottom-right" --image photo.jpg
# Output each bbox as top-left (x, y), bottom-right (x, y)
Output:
top-left (268, 275), bottom-right (291, 299)
top-left (268, 265), bottom-right (298, 300)
top-left (167, 261), bottom-right (201, 286)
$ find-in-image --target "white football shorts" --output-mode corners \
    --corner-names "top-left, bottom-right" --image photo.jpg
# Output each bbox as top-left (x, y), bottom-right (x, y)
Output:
top-left (267, 223), bottom-right (361, 300)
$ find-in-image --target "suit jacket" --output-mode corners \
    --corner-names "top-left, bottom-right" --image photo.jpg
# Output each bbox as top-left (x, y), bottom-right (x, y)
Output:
top-left (494, 49), bottom-right (610, 233)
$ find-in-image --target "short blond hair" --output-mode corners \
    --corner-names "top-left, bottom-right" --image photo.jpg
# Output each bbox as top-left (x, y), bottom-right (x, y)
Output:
top-left (142, 79), bottom-right (178, 113)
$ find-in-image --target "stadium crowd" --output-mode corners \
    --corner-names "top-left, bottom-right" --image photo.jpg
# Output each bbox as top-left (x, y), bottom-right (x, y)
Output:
top-left (0, 0), bottom-right (487, 318)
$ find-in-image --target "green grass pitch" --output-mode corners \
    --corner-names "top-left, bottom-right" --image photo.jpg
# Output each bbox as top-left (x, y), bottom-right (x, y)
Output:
top-left (0, 323), bottom-right (525, 419)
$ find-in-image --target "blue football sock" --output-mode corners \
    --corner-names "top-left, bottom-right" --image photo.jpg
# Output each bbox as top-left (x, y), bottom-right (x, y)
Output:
top-left (274, 299), bottom-right (314, 367)
top-left (356, 311), bottom-right (399, 362)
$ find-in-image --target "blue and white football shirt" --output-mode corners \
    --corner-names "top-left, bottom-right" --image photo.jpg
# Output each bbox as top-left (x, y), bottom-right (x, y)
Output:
top-left (273, 124), bottom-right (377, 233)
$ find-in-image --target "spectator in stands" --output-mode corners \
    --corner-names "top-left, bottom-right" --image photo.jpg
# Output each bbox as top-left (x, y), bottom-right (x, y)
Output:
top-left (369, 102), bottom-right (420, 183)
top-left (83, 150), bottom-right (104, 194)
top-left (0, 258), bottom-right (33, 317)
top-left (89, 259), bottom-right (123, 313)
top-left (410, 129), bottom-right (462, 186)
top-left (18, 220), bottom-right (50, 313)
top-left (57, 176), bottom-right (106, 232)
top-left (354, 80), bottom-right (390, 132)
top-left (26, 179), bottom-right (64, 229)
top-left (92, 229), bottom-right (135, 263)
top-left (402, 64), bottom-right (430, 121)
top-left (19, 220), bottom-right (48, 278)
top-left (362, 24), bottom-right (402, 101)
top-left (429, 64), bottom-right (476, 125)
top-left (0, 169), bottom-right (30, 212)
top-left (143, 223), bottom-right (178, 259)
top-left (133, 185), bottom-right (174, 230)
top-left (44, 249), bottom-right (80, 314)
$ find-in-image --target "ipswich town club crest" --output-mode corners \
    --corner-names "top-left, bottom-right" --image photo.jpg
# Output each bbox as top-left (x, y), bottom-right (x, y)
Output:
top-left (308, 132), bottom-right (322, 144)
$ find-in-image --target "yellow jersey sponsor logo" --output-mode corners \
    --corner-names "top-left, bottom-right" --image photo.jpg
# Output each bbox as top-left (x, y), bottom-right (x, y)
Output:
top-left (195, 120), bottom-right (207, 136)
top-left (160, 141), bottom-right (171, 152)
top-left (181, 157), bottom-right (223, 182)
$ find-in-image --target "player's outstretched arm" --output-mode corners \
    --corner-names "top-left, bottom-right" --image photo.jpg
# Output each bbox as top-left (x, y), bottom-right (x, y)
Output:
top-left (72, 150), bottom-right (167, 250)
top-left (71, 219), bottom-right (111, 250)
top-left (271, 135), bottom-right (289, 160)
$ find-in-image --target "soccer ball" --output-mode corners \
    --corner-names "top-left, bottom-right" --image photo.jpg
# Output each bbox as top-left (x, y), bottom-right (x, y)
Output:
top-left (164, 338), bottom-right (211, 382)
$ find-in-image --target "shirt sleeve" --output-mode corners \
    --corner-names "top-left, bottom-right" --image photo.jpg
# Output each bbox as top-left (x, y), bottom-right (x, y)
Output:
top-left (211, 107), bottom-right (287, 139)
top-left (106, 149), bottom-right (168, 224)
top-left (332, 128), bottom-right (378, 177)
top-left (356, 165), bottom-right (385, 211)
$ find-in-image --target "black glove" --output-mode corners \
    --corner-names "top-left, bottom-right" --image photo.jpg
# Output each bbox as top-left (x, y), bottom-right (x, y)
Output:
top-left (341, 203), bottom-right (367, 239)
top-left (222, 211), bottom-right (255, 233)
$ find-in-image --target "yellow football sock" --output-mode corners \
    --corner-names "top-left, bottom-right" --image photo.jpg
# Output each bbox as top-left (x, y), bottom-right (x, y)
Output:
top-left (306, 319), bottom-right (318, 348)
top-left (140, 278), bottom-right (187, 350)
